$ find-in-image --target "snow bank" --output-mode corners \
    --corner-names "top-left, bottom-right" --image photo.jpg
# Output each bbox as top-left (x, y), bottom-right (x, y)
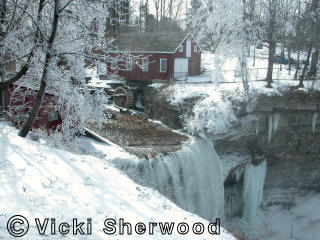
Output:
top-left (0, 122), bottom-right (235, 239)
top-left (148, 83), bottom-right (167, 89)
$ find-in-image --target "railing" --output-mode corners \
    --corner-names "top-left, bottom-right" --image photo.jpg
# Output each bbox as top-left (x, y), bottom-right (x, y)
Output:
top-left (210, 68), bottom-right (282, 83)
top-left (168, 68), bottom-right (320, 87)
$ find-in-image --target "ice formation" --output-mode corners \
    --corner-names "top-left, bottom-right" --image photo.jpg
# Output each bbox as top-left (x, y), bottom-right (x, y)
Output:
top-left (224, 185), bottom-right (243, 217)
top-left (268, 113), bottom-right (281, 143)
top-left (135, 139), bottom-right (225, 220)
top-left (268, 115), bottom-right (273, 143)
top-left (242, 160), bottom-right (267, 224)
top-left (273, 113), bottom-right (280, 133)
top-left (312, 113), bottom-right (318, 133)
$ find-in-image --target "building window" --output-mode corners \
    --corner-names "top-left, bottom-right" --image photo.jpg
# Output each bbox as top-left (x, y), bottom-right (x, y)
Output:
top-left (126, 57), bottom-right (132, 71)
top-left (194, 45), bottom-right (198, 53)
top-left (48, 112), bottom-right (59, 122)
top-left (178, 45), bottom-right (183, 53)
top-left (142, 58), bottom-right (149, 72)
top-left (160, 59), bottom-right (167, 73)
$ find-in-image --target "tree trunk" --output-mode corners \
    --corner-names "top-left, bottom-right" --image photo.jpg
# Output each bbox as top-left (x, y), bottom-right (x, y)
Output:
top-left (288, 47), bottom-right (291, 75)
top-left (266, 40), bottom-right (275, 88)
top-left (266, 0), bottom-right (277, 88)
top-left (0, 66), bottom-right (4, 112)
top-left (240, 48), bottom-right (250, 99)
top-left (19, 0), bottom-right (60, 137)
top-left (294, 50), bottom-right (300, 79)
top-left (307, 48), bottom-right (319, 78)
top-left (253, 47), bottom-right (256, 67)
top-left (299, 0), bottom-right (319, 87)
top-left (298, 44), bottom-right (312, 88)
top-left (0, 0), bottom-right (5, 111)
top-left (280, 42), bottom-right (284, 71)
top-left (0, 82), bottom-right (4, 112)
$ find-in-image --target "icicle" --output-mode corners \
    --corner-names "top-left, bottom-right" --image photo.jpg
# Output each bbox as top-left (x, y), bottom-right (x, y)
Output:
top-left (267, 113), bottom-right (280, 143)
top-left (224, 185), bottom-right (242, 218)
top-left (268, 115), bottom-right (273, 143)
top-left (273, 113), bottom-right (280, 133)
top-left (242, 160), bottom-right (267, 224)
top-left (235, 166), bottom-right (244, 183)
top-left (312, 113), bottom-right (318, 133)
top-left (255, 121), bottom-right (259, 136)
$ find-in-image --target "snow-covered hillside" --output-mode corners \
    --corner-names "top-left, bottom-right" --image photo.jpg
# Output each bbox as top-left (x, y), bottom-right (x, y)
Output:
top-left (0, 122), bottom-right (235, 239)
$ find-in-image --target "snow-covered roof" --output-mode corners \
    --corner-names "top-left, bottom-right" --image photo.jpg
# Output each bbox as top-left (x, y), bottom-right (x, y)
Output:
top-left (12, 78), bottom-right (57, 96)
top-left (113, 32), bottom-right (193, 53)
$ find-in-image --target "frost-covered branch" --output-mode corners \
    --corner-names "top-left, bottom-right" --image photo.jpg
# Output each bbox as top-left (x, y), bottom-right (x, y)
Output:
top-left (1, 0), bottom-right (127, 140)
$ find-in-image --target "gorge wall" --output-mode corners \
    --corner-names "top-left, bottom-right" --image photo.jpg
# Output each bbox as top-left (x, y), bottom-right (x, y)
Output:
top-left (143, 86), bottom-right (320, 219)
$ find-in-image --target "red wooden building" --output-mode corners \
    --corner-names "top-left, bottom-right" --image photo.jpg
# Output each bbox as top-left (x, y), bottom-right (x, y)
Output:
top-left (3, 83), bottom-right (62, 130)
top-left (110, 32), bottom-right (202, 81)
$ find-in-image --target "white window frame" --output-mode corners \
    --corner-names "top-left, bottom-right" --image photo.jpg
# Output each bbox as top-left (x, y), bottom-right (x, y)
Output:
top-left (142, 58), bottom-right (149, 72)
top-left (126, 57), bottom-right (132, 71)
top-left (48, 112), bottom-right (59, 122)
top-left (194, 45), bottom-right (198, 53)
top-left (160, 58), bottom-right (167, 73)
top-left (178, 45), bottom-right (184, 53)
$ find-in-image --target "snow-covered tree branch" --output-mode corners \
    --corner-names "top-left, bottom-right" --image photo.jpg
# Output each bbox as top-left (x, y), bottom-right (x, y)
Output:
top-left (0, 0), bottom-right (127, 139)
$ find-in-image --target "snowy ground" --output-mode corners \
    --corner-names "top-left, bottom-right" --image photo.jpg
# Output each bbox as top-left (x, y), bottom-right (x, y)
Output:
top-left (0, 122), bottom-right (235, 239)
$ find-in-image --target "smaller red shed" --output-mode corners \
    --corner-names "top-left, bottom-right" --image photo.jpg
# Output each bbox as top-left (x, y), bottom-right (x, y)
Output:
top-left (110, 32), bottom-right (202, 82)
top-left (3, 81), bottom-right (62, 130)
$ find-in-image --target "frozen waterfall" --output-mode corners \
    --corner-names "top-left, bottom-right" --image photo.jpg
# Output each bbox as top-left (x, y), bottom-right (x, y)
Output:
top-left (135, 139), bottom-right (225, 220)
top-left (242, 160), bottom-right (267, 224)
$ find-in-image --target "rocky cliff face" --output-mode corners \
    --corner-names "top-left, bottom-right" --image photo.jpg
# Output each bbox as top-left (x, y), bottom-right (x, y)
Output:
top-left (235, 91), bottom-right (320, 193)
top-left (143, 86), bottom-right (184, 129)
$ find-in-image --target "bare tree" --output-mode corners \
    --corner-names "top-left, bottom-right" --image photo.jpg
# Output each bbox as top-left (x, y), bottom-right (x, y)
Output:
top-left (152, 0), bottom-right (183, 31)
top-left (266, 0), bottom-right (277, 88)
top-left (19, 0), bottom-right (60, 137)
top-left (298, 0), bottom-right (318, 87)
